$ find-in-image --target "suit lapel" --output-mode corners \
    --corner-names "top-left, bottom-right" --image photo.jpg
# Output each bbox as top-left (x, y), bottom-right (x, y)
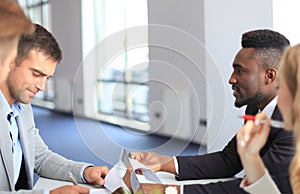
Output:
top-left (0, 108), bottom-right (15, 190)
top-left (270, 106), bottom-right (283, 121)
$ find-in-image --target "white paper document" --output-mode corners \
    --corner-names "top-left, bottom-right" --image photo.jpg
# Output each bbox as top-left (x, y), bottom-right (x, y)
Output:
top-left (89, 188), bottom-right (111, 194)
top-left (99, 148), bottom-right (162, 193)
top-left (103, 160), bottom-right (127, 192)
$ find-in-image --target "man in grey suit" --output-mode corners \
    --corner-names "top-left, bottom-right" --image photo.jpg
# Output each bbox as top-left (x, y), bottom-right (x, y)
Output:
top-left (0, 24), bottom-right (109, 194)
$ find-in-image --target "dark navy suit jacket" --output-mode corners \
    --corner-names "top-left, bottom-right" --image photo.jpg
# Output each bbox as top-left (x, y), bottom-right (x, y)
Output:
top-left (176, 106), bottom-right (294, 194)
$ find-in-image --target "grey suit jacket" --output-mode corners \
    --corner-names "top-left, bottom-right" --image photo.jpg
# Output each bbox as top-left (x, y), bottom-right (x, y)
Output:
top-left (0, 102), bottom-right (91, 194)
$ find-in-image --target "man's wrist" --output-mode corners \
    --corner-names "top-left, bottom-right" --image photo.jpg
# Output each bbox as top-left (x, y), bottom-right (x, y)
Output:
top-left (81, 164), bottom-right (94, 183)
top-left (161, 156), bottom-right (176, 174)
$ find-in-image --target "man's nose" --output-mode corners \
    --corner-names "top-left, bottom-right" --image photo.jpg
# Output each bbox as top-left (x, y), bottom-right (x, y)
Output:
top-left (35, 78), bottom-right (47, 92)
top-left (228, 75), bottom-right (237, 84)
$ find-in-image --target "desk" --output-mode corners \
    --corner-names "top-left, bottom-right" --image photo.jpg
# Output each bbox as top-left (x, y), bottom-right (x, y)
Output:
top-left (34, 172), bottom-right (235, 192)
top-left (138, 172), bottom-right (235, 185)
top-left (34, 178), bottom-right (110, 194)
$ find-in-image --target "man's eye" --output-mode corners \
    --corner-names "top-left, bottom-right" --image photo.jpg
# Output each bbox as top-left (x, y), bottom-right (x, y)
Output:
top-left (234, 69), bottom-right (242, 75)
top-left (33, 72), bottom-right (41, 77)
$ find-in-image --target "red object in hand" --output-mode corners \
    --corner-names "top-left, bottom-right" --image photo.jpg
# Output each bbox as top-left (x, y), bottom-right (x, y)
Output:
top-left (242, 114), bottom-right (256, 121)
top-left (240, 114), bottom-right (284, 128)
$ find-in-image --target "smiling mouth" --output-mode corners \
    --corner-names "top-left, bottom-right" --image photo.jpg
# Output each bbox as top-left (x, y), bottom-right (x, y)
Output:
top-left (233, 90), bottom-right (237, 95)
top-left (232, 86), bottom-right (240, 97)
top-left (27, 90), bottom-right (37, 97)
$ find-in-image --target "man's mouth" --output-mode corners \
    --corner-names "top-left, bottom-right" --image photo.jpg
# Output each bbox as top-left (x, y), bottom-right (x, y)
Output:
top-left (27, 90), bottom-right (37, 97)
top-left (232, 86), bottom-right (240, 97)
top-left (232, 90), bottom-right (237, 96)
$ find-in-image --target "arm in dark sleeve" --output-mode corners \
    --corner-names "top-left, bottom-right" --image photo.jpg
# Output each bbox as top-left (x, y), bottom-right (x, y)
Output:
top-left (175, 105), bottom-right (255, 180)
top-left (176, 106), bottom-right (293, 193)
top-left (180, 129), bottom-right (294, 194)
top-left (183, 178), bottom-right (249, 194)
top-left (176, 135), bottom-right (243, 180)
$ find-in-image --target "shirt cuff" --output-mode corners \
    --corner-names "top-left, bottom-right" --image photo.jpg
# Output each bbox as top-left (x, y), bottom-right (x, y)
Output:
top-left (173, 156), bottom-right (179, 175)
top-left (180, 185), bottom-right (184, 194)
top-left (43, 190), bottom-right (49, 194)
top-left (80, 164), bottom-right (94, 183)
top-left (240, 169), bottom-right (281, 194)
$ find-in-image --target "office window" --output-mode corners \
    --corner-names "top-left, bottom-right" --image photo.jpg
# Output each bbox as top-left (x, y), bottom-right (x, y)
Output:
top-left (18, 0), bottom-right (51, 29)
top-left (82, 0), bottom-right (150, 130)
top-left (18, 0), bottom-right (54, 109)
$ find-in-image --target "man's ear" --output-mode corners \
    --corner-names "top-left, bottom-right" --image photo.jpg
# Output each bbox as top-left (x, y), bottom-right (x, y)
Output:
top-left (9, 60), bottom-right (16, 69)
top-left (265, 68), bottom-right (277, 84)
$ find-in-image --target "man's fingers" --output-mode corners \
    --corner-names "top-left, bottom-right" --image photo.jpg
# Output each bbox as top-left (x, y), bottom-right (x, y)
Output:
top-left (76, 185), bottom-right (90, 193)
top-left (129, 152), bottom-right (144, 162)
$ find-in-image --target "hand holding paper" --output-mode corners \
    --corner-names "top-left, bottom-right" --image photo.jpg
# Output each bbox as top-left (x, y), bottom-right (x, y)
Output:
top-left (101, 149), bottom-right (180, 194)
top-left (129, 152), bottom-right (176, 174)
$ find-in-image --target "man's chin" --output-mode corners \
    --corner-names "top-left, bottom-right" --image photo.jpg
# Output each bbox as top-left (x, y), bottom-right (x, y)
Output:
top-left (24, 99), bottom-right (33, 104)
top-left (18, 98), bottom-right (32, 104)
top-left (234, 101), bottom-right (244, 108)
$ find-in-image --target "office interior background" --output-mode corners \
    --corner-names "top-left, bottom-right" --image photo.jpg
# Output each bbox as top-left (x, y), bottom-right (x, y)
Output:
top-left (18, 0), bottom-right (300, 167)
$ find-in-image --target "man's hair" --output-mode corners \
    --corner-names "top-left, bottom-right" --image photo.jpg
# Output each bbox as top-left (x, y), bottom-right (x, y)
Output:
top-left (241, 29), bottom-right (290, 69)
top-left (15, 24), bottom-right (62, 66)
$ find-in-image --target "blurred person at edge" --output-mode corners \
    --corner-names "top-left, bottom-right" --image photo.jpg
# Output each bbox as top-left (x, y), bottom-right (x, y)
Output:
top-left (0, 0), bottom-right (34, 84)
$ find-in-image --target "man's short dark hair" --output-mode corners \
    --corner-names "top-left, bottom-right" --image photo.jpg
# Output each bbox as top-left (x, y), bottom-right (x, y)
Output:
top-left (241, 29), bottom-right (290, 69)
top-left (242, 29), bottom-right (290, 51)
top-left (15, 23), bottom-right (62, 66)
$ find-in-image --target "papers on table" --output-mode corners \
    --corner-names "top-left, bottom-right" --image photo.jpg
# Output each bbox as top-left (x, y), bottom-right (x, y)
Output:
top-left (103, 148), bottom-right (162, 193)
top-left (89, 188), bottom-right (111, 194)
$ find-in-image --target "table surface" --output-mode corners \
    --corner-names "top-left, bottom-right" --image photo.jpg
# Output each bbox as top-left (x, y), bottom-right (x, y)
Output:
top-left (34, 172), bottom-right (235, 192)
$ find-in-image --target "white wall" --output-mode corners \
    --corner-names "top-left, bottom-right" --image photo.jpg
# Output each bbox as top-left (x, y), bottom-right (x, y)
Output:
top-left (147, 0), bottom-right (274, 151)
top-left (147, 0), bottom-right (207, 146)
top-left (51, 0), bottom-right (84, 114)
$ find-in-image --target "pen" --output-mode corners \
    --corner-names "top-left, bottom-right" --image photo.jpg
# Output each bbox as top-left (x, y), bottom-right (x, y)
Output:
top-left (69, 172), bottom-right (79, 185)
top-left (240, 114), bottom-right (285, 128)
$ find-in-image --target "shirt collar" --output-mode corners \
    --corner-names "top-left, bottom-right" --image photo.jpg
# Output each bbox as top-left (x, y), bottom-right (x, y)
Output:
top-left (261, 96), bottom-right (277, 118)
top-left (0, 91), bottom-right (23, 118)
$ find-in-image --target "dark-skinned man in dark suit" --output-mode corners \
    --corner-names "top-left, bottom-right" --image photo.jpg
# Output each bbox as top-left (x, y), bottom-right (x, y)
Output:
top-left (129, 29), bottom-right (294, 194)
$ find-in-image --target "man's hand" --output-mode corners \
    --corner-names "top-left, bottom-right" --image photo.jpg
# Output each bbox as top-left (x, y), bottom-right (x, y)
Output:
top-left (50, 185), bottom-right (89, 194)
top-left (129, 152), bottom-right (176, 174)
top-left (83, 166), bottom-right (110, 186)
